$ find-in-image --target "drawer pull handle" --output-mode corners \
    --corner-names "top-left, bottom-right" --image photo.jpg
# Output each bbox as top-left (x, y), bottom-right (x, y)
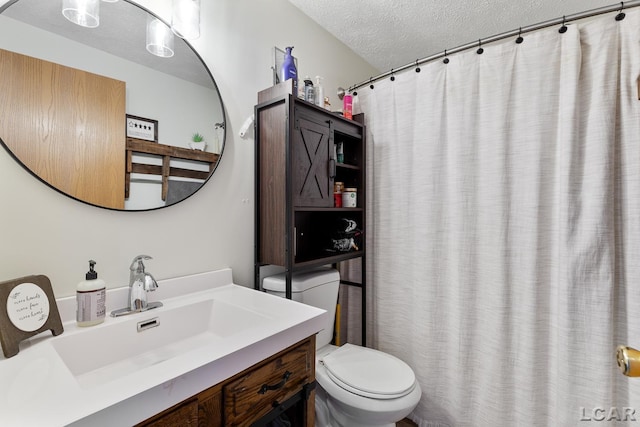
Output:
top-left (258, 371), bottom-right (292, 394)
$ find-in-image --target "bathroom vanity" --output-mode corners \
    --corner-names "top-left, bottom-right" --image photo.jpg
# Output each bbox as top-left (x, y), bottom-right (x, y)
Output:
top-left (137, 336), bottom-right (315, 427)
top-left (0, 269), bottom-right (326, 427)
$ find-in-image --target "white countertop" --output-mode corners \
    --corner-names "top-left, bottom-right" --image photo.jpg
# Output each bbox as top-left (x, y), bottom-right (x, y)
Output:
top-left (0, 268), bottom-right (326, 427)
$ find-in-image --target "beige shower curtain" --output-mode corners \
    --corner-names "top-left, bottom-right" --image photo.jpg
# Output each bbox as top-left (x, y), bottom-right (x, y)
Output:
top-left (356, 8), bottom-right (640, 427)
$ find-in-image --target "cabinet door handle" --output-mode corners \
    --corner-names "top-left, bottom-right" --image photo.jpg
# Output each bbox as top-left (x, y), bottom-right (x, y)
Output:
top-left (258, 371), bottom-right (292, 394)
top-left (329, 158), bottom-right (336, 179)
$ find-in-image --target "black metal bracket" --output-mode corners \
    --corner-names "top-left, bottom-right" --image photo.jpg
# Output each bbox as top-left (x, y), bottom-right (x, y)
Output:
top-left (249, 381), bottom-right (317, 427)
top-left (303, 380), bottom-right (317, 401)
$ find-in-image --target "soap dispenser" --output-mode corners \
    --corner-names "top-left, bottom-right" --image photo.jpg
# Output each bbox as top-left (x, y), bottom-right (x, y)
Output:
top-left (76, 260), bottom-right (106, 327)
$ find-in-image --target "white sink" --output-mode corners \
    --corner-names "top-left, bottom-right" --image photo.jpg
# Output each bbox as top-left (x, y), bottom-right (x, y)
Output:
top-left (0, 269), bottom-right (327, 427)
top-left (52, 297), bottom-right (269, 388)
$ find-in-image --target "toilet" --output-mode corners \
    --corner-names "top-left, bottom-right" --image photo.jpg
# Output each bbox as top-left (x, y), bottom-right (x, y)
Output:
top-left (263, 268), bottom-right (421, 427)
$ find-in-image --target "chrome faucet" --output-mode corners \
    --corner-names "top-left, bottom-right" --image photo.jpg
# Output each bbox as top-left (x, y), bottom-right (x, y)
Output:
top-left (110, 255), bottom-right (163, 317)
top-left (129, 255), bottom-right (158, 310)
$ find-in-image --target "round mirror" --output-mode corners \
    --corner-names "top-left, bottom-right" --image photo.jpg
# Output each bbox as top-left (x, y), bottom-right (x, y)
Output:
top-left (0, 0), bottom-right (225, 210)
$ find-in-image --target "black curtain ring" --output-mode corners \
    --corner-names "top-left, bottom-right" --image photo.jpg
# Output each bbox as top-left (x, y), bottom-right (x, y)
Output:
top-left (443, 49), bottom-right (449, 64)
top-left (476, 40), bottom-right (484, 55)
top-left (559, 16), bottom-right (568, 33)
top-left (369, 77), bottom-right (374, 90)
top-left (616, 2), bottom-right (626, 21)
top-left (516, 27), bottom-right (524, 44)
top-left (390, 69), bottom-right (395, 82)
top-left (415, 60), bottom-right (421, 73)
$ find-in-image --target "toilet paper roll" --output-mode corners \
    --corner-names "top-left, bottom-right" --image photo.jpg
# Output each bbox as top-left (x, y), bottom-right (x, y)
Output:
top-left (616, 345), bottom-right (640, 376)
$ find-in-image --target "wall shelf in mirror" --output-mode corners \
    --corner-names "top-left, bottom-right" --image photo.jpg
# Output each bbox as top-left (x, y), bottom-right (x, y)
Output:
top-left (125, 138), bottom-right (220, 202)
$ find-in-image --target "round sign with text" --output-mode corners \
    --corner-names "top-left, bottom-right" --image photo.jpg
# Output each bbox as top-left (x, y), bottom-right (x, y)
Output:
top-left (6, 282), bottom-right (50, 332)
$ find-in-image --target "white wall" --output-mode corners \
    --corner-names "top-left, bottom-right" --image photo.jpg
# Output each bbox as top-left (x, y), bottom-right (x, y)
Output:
top-left (0, 0), bottom-right (378, 296)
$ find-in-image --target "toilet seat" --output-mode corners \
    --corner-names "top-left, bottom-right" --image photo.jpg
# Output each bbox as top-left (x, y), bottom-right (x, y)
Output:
top-left (320, 344), bottom-right (416, 399)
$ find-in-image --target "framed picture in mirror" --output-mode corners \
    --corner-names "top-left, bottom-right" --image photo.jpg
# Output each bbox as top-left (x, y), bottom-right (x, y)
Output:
top-left (126, 115), bottom-right (158, 142)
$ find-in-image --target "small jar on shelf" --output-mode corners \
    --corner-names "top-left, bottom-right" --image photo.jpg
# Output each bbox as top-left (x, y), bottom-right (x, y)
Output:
top-left (342, 188), bottom-right (357, 207)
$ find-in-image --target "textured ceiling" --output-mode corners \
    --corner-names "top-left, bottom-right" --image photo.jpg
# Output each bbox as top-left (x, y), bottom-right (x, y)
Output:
top-left (288, 0), bottom-right (622, 72)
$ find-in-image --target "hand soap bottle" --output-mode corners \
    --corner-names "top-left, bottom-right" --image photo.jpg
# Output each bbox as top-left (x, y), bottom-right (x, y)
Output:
top-left (76, 260), bottom-right (106, 327)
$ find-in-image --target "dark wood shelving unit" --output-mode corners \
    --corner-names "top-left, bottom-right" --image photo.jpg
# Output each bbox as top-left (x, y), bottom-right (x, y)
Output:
top-left (254, 81), bottom-right (367, 345)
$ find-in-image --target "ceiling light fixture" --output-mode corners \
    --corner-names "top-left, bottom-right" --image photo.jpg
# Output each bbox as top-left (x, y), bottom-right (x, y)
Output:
top-left (146, 16), bottom-right (175, 58)
top-left (62, 0), bottom-right (100, 28)
top-left (171, 0), bottom-right (200, 40)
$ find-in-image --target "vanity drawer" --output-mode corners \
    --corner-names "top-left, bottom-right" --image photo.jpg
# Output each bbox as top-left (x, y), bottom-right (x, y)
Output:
top-left (136, 398), bottom-right (199, 426)
top-left (224, 339), bottom-right (314, 426)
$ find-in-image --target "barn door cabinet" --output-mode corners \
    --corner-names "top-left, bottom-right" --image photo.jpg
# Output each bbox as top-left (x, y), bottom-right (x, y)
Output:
top-left (254, 81), bottom-right (367, 344)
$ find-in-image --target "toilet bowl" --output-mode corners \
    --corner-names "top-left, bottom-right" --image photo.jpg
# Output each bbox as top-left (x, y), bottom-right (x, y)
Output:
top-left (315, 343), bottom-right (421, 427)
top-left (262, 268), bottom-right (421, 427)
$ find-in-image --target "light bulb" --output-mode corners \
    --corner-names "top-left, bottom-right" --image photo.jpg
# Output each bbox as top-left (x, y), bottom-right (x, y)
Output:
top-left (146, 17), bottom-right (175, 58)
top-left (171, 0), bottom-right (200, 40)
top-left (62, 0), bottom-right (100, 28)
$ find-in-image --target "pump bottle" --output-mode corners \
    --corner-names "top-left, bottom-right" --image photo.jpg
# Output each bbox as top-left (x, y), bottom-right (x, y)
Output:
top-left (280, 46), bottom-right (298, 96)
top-left (76, 260), bottom-right (106, 327)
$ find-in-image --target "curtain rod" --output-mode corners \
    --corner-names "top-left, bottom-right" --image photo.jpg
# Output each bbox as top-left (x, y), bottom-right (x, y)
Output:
top-left (349, 0), bottom-right (640, 92)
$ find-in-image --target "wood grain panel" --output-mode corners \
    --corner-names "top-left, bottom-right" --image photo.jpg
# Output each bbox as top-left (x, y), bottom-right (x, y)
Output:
top-left (292, 115), bottom-right (332, 207)
top-left (136, 399), bottom-right (199, 426)
top-left (258, 101), bottom-right (287, 266)
top-left (224, 339), bottom-right (313, 426)
top-left (198, 385), bottom-right (223, 427)
top-left (134, 337), bottom-right (315, 426)
top-left (0, 48), bottom-right (126, 209)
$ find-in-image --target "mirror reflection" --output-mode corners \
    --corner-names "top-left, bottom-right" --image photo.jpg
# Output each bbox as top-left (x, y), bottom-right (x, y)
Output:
top-left (0, 0), bottom-right (225, 210)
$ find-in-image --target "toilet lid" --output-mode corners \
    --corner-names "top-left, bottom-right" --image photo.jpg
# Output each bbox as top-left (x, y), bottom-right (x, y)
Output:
top-left (320, 344), bottom-right (416, 399)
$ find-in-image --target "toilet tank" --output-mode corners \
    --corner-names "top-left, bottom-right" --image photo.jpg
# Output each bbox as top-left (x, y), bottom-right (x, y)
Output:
top-left (263, 268), bottom-right (340, 348)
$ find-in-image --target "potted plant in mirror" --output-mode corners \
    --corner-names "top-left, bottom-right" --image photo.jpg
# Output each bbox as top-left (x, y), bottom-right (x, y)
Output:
top-left (189, 132), bottom-right (207, 151)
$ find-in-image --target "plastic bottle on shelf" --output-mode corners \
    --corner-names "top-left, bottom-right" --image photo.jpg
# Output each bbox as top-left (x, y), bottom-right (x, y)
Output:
top-left (315, 76), bottom-right (325, 108)
top-left (280, 46), bottom-right (298, 96)
top-left (303, 76), bottom-right (315, 104)
top-left (343, 93), bottom-right (353, 119)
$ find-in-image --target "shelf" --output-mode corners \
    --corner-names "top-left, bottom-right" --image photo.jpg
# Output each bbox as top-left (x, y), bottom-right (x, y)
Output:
top-left (125, 138), bottom-right (220, 201)
top-left (332, 114), bottom-right (365, 136)
top-left (294, 207), bottom-right (363, 212)
top-left (127, 138), bottom-right (220, 162)
top-left (292, 251), bottom-right (365, 269)
top-left (336, 163), bottom-right (360, 171)
top-left (255, 80), bottom-right (367, 345)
